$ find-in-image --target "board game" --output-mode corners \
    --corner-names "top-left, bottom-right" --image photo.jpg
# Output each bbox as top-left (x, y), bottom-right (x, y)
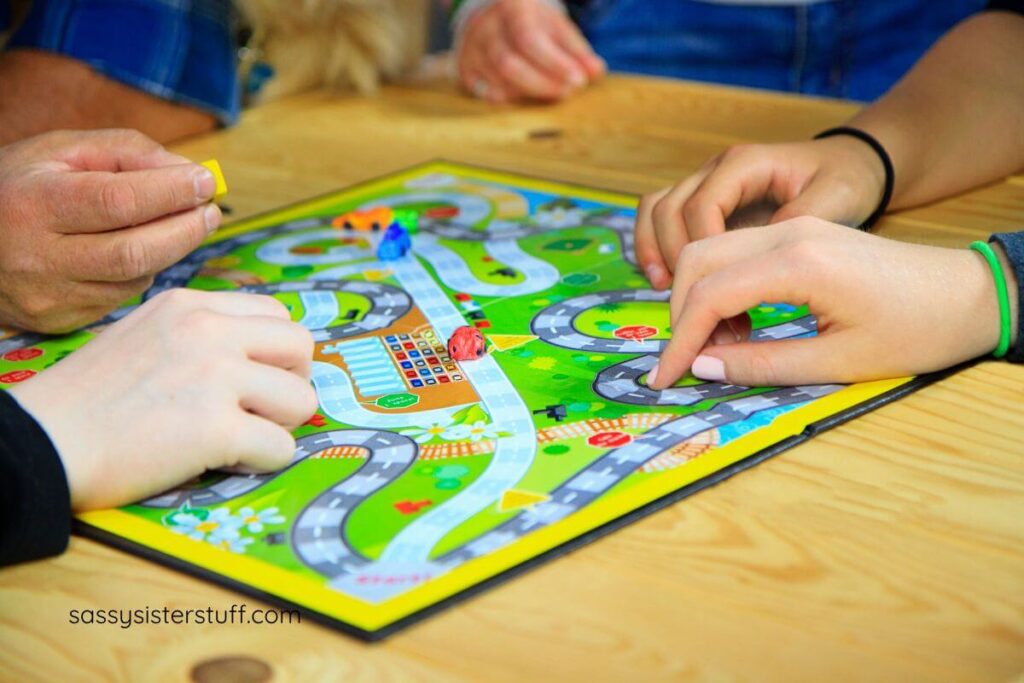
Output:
top-left (0, 162), bottom-right (925, 639)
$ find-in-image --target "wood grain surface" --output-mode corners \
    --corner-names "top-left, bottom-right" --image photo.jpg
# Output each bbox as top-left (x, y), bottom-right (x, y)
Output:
top-left (1, 73), bottom-right (1022, 683)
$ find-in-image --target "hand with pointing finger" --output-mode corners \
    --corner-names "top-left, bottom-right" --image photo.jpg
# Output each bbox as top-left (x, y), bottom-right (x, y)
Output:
top-left (0, 129), bottom-right (221, 333)
top-left (647, 218), bottom-right (1019, 390)
top-left (635, 136), bottom-right (887, 290)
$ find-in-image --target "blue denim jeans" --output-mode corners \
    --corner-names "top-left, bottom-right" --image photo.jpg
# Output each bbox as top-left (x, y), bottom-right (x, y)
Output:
top-left (569, 0), bottom-right (986, 101)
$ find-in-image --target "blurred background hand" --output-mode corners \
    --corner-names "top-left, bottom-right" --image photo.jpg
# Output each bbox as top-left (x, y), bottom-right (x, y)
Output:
top-left (455, 0), bottom-right (605, 103)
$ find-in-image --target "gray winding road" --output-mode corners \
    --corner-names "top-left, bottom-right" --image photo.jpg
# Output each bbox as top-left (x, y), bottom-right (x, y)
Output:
top-left (141, 429), bottom-right (418, 581)
top-left (438, 383), bottom-right (840, 566)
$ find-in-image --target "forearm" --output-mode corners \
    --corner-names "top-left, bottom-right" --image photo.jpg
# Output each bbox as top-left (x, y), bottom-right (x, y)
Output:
top-left (0, 50), bottom-right (217, 146)
top-left (847, 12), bottom-right (1024, 210)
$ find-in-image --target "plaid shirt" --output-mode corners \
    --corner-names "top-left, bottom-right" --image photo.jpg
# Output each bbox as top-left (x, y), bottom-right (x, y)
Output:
top-left (3, 0), bottom-right (239, 125)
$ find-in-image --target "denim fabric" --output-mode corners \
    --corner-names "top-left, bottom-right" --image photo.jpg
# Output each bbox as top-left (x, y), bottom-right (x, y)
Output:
top-left (990, 232), bottom-right (1024, 363)
top-left (566, 0), bottom-right (987, 100)
top-left (5, 0), bottom-right (239, 124)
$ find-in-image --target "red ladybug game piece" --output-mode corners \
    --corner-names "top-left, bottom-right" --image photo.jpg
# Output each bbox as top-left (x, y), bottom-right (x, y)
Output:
top-left (447, 326), bottom-right (487, 361)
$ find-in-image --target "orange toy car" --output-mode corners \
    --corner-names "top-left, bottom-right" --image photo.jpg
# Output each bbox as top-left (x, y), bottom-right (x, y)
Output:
top-left (331, 207), bottom-right (394, 232)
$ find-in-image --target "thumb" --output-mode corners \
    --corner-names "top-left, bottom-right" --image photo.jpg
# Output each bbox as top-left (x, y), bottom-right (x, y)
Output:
top-left (770, 174), bottom-right (871, 228)
top-left (690, 335), bottom-right (854, 387)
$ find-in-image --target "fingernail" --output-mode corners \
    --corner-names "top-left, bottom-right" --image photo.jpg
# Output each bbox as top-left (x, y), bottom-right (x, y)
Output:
top-left (644, 263), bottom-right (666, 286)
top-left (726, 319), bottom-right (742, 342)
top-left (710, 326), bottom-right (735, 346)
top-left (692, 355), bottom-right (726, 382)
top-left (647, 363), bottom-right (659, 387)
top-left (194, 168), bottom-right (216, 201)
top-left (203, 204), bottom-right (222, 234)
top-left (568, 70), bottom-right (586, 87)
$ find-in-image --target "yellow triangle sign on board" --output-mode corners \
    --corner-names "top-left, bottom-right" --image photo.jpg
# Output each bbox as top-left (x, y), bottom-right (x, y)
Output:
top-left (497, 489), bottom-right (550, 512)
top-left (363, 268), bottom-right (393, 281)
top-left (487, 334), bottom-right (538, 352)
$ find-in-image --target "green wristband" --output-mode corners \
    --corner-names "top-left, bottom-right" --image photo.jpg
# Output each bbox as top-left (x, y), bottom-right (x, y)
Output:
top-left (970, 240), bottom-right (1012, 358)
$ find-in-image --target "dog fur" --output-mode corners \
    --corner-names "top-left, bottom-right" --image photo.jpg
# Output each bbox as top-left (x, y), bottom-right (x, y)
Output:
top-left (236, 0), bottom-right (430, 103)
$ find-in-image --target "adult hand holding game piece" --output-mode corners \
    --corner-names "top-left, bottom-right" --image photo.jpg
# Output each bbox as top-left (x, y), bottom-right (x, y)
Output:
top-left (634, 137), bottom-right (887, 290)
top-left (647, 217), bottom-right (1019, 389)
top-left (456, 0), bottom-right (606, 103)
top-left (0, 129), bottom-right (222, 333)
top-left (9, 289), bottom-right (318, 511)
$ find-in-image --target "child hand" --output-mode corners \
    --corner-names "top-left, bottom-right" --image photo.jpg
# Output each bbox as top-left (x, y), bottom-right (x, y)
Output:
top-left (647, 217), bottom-right (1018, 389)
top-left (634, 136), bottom-right (887, 289)
top-left (0, 129), bottom-right (221, 333)
top-left (9, 289), bottom-right (318, 510)
top-left (456, 0), bottom-right (605, 103)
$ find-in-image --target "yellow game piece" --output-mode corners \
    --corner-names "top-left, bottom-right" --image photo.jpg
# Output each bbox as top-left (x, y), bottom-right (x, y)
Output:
top-left (486, 334), bottom-right (538, 352)
top-left (200, 159), bottom-right (228, 200)
top-left (497, 489), bottom-right (550, 513)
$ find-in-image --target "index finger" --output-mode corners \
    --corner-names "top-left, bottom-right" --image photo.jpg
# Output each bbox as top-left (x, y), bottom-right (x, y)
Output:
top-left (485, 39), bottom-right (566, 100)
top-left (58, 128), bottom-right (191, 172)
top-left (669, 225), bottom-right (784, 326)
top-left (507, 17), bottom-right (588, 86)
top-left (651, 255), bottom-right (809, 389)
top-left (634, 186), bottom-right (671, 288)
top-left (50, 162), bottom-right (216, 233)
top-left (551, 19), bottom-right (605, 78)
top-left (222, 315), bottom-right (315, 378)
top-left (140, 289), bottom-right (294, 321)
top-left (650, 163), bottom-right (715, 275)
top-left (677, 148), bottom-right (782, 245)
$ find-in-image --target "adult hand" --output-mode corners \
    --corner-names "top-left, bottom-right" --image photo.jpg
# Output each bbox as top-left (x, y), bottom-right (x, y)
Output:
top-left (456, 0), bottom-right (606, 103)
top-left (9, 289), bottom-right (318, 510)
top-left (635, 136), bottom-right (887, 289)
top-left (0, 129), bottom-right (222, 333)
top-left (647, 217), bottom-right (1018, 389)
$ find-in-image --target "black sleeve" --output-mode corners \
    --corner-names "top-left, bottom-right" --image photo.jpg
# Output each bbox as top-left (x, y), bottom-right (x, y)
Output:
top-left (0, 390), bottom-right (71, 567)
top-left (989, 232), bottom-right (1024, 363)
top-left (987, 0), bottom-right (1024, 15)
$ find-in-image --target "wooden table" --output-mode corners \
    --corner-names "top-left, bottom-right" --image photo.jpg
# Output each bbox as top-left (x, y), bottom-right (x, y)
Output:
top-left (2, 74), bottom-right (1023, 683)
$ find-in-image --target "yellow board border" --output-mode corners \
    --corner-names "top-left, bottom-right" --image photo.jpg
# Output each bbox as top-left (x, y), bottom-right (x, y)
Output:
top-left (77, 161), bottom-right (915, 634)
top-left (211, 160), bottom-right (637, 243)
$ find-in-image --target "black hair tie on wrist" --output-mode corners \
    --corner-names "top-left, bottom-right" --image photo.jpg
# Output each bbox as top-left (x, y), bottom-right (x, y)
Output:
top-left (813, 126), bottom-right (895, 231)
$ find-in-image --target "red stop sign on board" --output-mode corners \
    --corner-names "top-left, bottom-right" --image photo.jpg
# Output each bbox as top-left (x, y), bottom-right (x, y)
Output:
top-left (425, 205), bottom-right (459, 219)
top-left (2, 347), bottom-right (43, 362)
top-left (613, 325), bottom-right (658, 341)
top-left (0, 369), bottom-right (36, 384)
top-left (588, 431), bottom-right (632, 448)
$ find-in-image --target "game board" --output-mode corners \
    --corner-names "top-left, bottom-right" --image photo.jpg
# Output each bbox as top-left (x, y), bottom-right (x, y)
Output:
top-left (0, 162), bottom-right (927, 639)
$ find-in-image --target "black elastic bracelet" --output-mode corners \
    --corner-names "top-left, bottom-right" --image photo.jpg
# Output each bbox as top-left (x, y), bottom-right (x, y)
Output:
top-left (814, 126), bottom-right (894, 231)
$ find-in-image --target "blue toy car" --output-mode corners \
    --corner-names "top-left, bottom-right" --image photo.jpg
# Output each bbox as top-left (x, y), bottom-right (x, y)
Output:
top-left (376, 223), bottom-right (412, 261)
